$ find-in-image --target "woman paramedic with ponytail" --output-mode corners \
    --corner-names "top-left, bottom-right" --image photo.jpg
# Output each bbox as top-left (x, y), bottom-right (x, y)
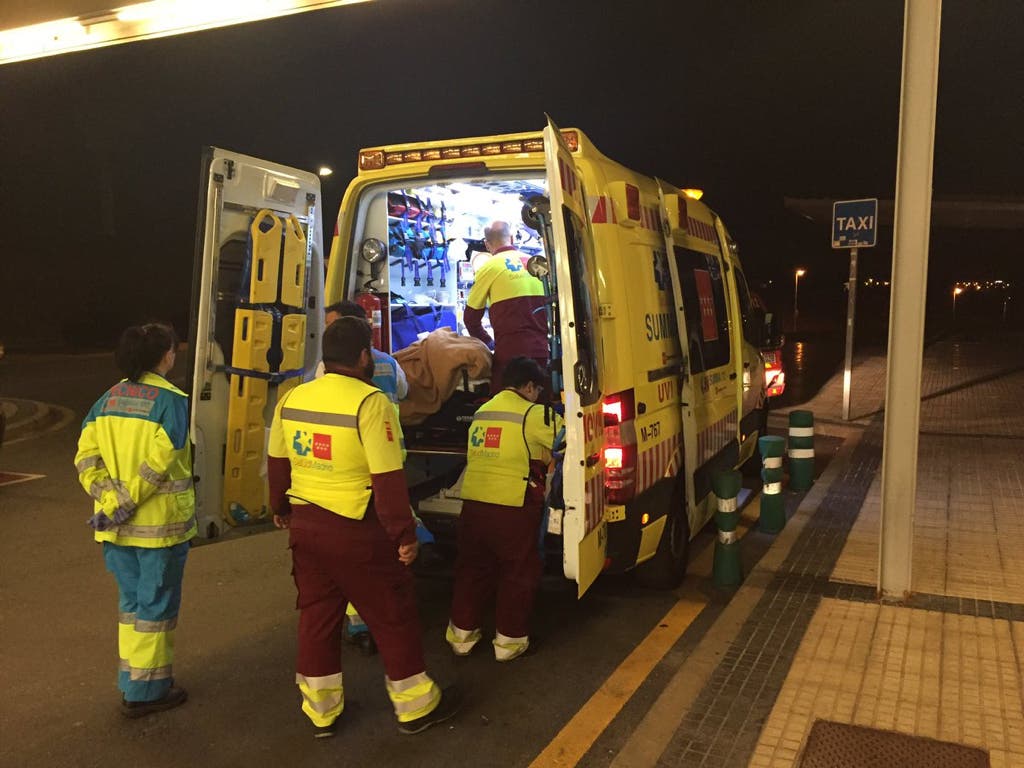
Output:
top-left (74, 323), bottom-right (196, 718)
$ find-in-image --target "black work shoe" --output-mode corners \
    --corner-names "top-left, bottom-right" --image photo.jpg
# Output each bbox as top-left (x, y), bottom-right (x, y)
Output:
top-left (312, 720), bottom-right (338, 739)
top-left (121, 686), bottom-right (188, 719)
top-left (397, 686), bottom-right (461, 735)
top-left (344, 630), bottom-right (378, 656)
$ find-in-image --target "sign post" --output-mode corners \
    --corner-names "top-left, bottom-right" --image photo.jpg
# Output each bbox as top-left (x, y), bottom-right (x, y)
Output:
top-left (832, 198), bottom-right (878, 421)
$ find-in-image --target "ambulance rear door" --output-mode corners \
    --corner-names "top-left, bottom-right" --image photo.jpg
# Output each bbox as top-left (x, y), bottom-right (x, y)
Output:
top-left (542, 119), bottom-right (607, 597)
top-left (188, 148), bottom-right (324, 539)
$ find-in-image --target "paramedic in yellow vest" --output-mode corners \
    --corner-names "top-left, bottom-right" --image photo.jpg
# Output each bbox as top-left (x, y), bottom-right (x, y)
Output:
top-left (267, 317), bottom-right (460, 738)
top-left (463, 221), bottom-right (549, 393)
top-left (446, 356), bottom-right (564, 661)
top-left (74, 323), bottom-right (196, 718)
top-left (316, 302), bottom-right (440, 657)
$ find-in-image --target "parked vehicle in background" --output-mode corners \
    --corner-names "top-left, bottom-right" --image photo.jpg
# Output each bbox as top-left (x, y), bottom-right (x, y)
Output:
top-left (750, 293), bottom-right (785, 399)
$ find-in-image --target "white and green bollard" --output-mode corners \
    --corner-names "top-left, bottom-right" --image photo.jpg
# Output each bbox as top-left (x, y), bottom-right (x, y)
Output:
top-left (712, 469), bottom-right (743, 587)
top-left (758, 435), bottom-right (786, 534)
top-left (788, 410), bottom-right (815, 491)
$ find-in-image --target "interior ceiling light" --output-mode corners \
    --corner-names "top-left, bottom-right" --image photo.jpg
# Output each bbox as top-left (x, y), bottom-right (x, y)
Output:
top-left (0, 0), bottom-right (372, 65)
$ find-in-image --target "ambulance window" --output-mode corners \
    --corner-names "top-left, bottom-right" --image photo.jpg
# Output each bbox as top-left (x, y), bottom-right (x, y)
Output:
top-left (562, 206), bottom-right (601, 406)
top-left (734, 268), bottom-right (757, 345)
top-left (674, 246), bottom-right (731, 373)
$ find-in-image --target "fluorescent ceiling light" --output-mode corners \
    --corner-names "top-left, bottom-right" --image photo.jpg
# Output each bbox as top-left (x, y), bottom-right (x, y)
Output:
top-left (1, 0), bottom-right (371, 65)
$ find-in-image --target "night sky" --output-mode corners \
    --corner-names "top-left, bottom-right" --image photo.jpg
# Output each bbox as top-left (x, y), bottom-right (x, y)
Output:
top-left (2, 0), bottom-right (1022, 348)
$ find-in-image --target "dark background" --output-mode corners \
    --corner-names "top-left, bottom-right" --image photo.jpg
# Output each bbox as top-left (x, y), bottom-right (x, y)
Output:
top-left (1, 0), bottom-right (1021, 349)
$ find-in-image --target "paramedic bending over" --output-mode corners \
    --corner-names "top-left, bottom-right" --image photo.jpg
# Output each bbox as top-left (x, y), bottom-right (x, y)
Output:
top-left (463, 221), bottom-right (549, 392)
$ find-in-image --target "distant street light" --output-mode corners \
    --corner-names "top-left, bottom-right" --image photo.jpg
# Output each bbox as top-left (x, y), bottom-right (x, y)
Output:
top-left (794, 268), bottom-right (806, 331)
top-left (952, 285), bottom-right (963, 321)
top-left (318, 166), bottom-right (333, 177)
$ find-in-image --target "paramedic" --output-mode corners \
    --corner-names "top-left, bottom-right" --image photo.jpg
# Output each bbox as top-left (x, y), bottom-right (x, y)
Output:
top-left (318, 301), bottom-right (438, 656)
top-left (318, 301), bottom-right (408, 403)
top-left (269, 317), bottom-right (459, 737)
top-left (446, 356), bottom-right (564, 661)
top-left (463, 220), bottom-right (549, 392)
top-left (74, 323), bottom-right (195, 718)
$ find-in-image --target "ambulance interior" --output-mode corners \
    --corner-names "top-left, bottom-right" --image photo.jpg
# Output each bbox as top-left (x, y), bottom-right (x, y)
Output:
top-left (350, 175), bottom-right (549, 355)
top-left (346, 175), bottom-right (556, 516)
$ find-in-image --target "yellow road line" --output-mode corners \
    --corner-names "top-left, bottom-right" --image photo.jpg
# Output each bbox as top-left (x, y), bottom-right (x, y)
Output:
top-left (530, 492), bottom-right (762, 768)
top-left (528, 596), bottom-right (706, 768)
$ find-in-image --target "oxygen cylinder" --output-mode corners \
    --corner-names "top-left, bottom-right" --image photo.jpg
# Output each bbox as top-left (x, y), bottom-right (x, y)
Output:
top-left (355, 291), bottom-right (383, 350)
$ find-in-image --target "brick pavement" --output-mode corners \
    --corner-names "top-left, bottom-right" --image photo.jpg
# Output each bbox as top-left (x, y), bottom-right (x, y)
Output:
top-left (616, 335), bottom-right (1024, 767)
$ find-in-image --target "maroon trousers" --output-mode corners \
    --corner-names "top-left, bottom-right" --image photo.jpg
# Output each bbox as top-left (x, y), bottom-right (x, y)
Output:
top-left (289, 504), bottom-right (425, 682)
top-left (449, 499), bottom-right (544, 638)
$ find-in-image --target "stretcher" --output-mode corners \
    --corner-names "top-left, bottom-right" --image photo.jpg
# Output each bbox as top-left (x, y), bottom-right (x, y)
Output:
top-left (221, 212), bottom-right (307, 525)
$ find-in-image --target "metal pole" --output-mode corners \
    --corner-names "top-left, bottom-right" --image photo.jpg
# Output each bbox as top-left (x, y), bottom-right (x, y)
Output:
top-left (879, 0), bottom-right (941, 600)
top-left (793, 271), bottom-right (800, 331)
top-left (842, 248), bottom-right (859, 420)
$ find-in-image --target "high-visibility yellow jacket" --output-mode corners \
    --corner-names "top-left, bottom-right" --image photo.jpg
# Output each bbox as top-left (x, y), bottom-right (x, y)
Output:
top-left (460, 389), bottom-right (564, 508)
top-left (75, 373), bottom-right (196, 548)
top-left (268, 373), bottom-right (405, 519)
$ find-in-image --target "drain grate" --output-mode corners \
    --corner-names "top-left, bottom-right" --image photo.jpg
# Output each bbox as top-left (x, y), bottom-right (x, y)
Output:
top-left (798, 720), bottom-right (990, 768)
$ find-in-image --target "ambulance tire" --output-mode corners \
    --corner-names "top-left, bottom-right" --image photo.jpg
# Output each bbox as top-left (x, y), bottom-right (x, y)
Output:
top-left (635, 482), bottom-right (690, 590)
top-left (741, 404), bottom-right (770, 477)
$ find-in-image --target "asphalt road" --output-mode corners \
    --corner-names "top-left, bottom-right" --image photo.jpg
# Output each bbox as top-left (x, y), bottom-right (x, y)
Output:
top-left (0, 350), bottom-right (837, 767)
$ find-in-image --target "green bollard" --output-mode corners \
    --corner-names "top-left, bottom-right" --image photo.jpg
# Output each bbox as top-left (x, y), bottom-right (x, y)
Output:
top-left (712, 469), bottom-right (743, 587)
top-left (788, 410), bottom-right (815, 491)
top-left (758, 435), bottom-right (786, 533)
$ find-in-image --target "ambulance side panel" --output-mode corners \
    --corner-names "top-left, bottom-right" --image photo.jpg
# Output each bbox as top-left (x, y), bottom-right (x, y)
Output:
top-left (720, 236), bottom-right (768, 454)
top-left (665, 200), bottom-right (741, 530)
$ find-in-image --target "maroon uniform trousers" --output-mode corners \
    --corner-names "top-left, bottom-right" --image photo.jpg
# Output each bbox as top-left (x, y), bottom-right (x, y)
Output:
top-left (289, 504), bottom-right (425, 683)
top-left (449, 499), bottom-right (545, 638)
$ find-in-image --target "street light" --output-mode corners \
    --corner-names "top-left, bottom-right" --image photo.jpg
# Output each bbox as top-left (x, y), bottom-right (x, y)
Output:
top-left (318, 166), bottom-right (333, 177)
top-left (794, 268), bottom-right (806, 331)
top-left (953, 285), bottom-right (963, 321)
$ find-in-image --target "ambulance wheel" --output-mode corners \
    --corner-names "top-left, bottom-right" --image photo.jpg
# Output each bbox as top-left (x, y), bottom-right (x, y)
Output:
top-left (635, 485), bottom-right (690, 589)
top-left (741, 403), bottom-right (770, 477)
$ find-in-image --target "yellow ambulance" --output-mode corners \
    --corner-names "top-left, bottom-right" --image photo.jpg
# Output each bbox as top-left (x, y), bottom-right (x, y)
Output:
top-left (188, 119), bottom-right (770, 597)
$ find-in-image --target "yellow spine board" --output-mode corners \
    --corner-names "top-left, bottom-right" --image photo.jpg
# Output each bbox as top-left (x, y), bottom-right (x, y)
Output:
top-left (223, 374), bottom-right (269, 524)
top-left (280, 215), bottom-right (307, 308)
top-left (275, 313), bottom-right (307, 403)
top-left (249, 210), bottom-right (282, 304)
top-left (231, 309), bottom-right (273, 372)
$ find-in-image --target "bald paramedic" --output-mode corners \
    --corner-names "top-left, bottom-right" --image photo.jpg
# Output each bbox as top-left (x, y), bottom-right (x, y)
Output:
top-left (463, 220), bottom-right (549, 392)
top-left (268, 317), bottom-right (459, 738)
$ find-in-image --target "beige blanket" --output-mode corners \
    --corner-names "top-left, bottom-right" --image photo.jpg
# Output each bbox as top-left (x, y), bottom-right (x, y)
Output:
top-left (395, 329), bottom-right (492, 425)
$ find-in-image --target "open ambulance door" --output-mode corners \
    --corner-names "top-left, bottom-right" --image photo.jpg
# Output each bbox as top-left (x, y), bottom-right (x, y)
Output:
top-left (656, 181), bottom-right (700, 532)
top-left (187, 148), bottom-right (324, 539)
top-left (542, 119), bottom-right (607, 597)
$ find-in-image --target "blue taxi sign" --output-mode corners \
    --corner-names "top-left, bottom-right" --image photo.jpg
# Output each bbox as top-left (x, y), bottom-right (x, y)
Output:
top-left (832, 198), bottom-right (878, 248)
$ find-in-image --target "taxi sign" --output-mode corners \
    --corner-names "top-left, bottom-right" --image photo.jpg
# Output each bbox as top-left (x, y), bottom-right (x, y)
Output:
top-left (832, 198), bottom-right (878, 248)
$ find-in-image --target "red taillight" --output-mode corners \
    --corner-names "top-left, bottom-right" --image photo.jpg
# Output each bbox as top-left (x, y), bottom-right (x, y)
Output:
top-left (603, 390), bottom-right (637, 503)
top-left (602, 390), bottom-right (635, 426)
top-left (604, 447), bottom-right (623, 468)
top-left (764, 353), bottom-right (785, 397)
top-left (602, 401), bottom-right (622, 424)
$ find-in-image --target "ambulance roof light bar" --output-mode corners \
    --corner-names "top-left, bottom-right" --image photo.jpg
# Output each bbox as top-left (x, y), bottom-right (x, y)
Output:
top-left (358, 131), bottom-right (580, 171)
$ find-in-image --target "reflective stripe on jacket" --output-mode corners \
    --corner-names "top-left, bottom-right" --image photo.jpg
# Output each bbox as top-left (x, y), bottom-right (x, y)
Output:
top-left (268, 373), bottom-right (405, 519)
top-left (460, 389), bottom-right (564, 508)
top-left (75, 373), bottom-right (196, 548)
